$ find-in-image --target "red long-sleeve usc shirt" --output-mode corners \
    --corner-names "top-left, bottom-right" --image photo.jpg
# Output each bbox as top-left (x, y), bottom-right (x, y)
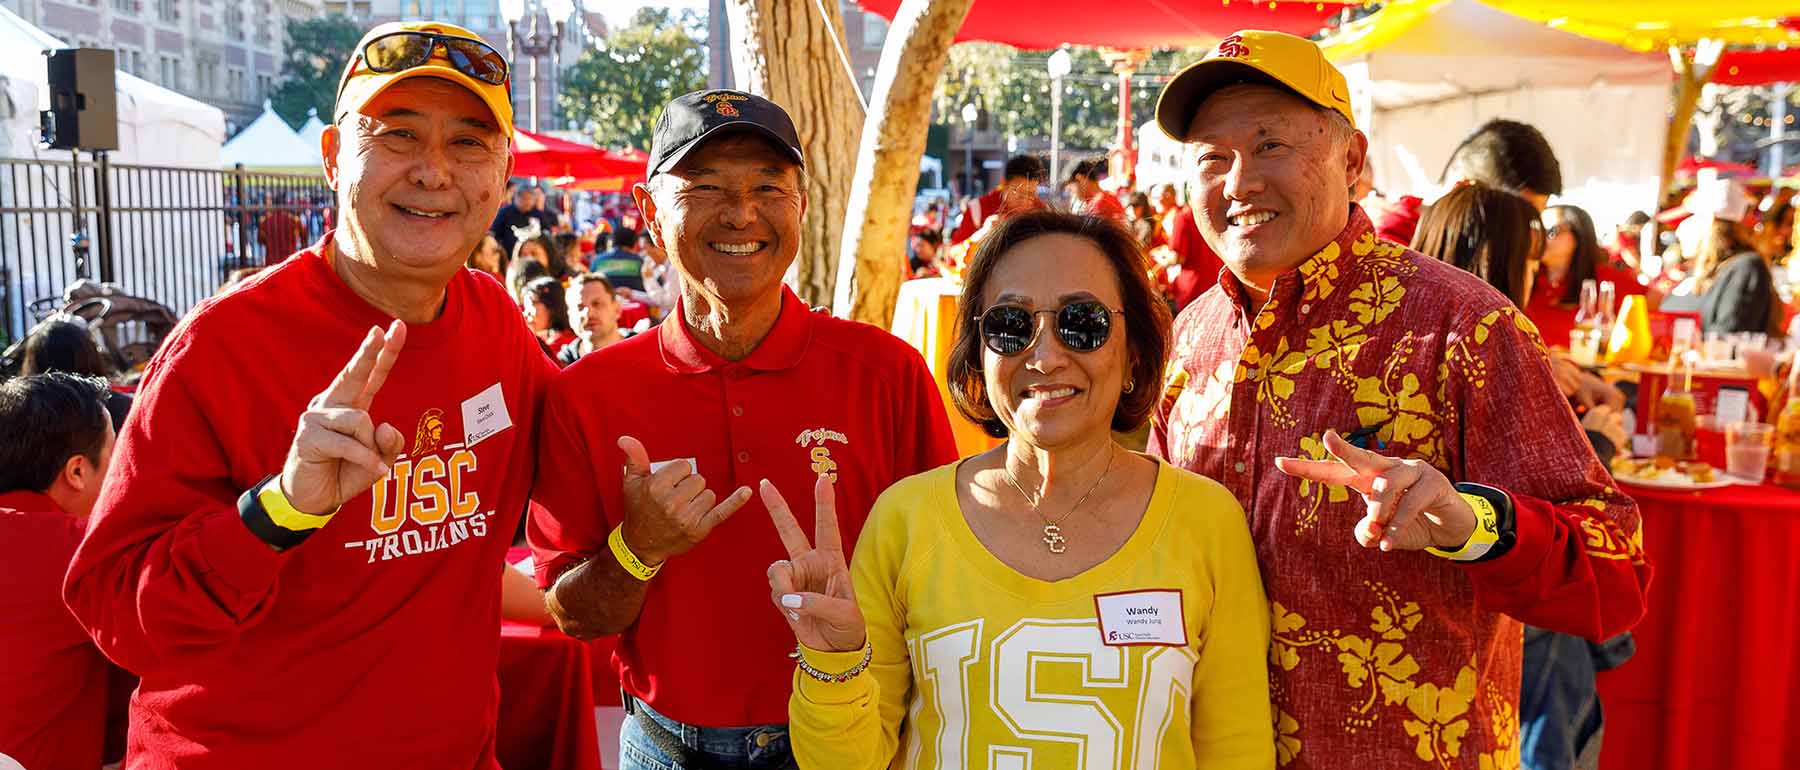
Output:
top-left (62, 240), bottom-right (556, 769)
top-left (0, 492), bottom-right (119, 770)
top-left (529, 287), bottom-right (959, 727)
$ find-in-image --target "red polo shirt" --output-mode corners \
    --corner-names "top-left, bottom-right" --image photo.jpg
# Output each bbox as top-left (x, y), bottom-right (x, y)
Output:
top-left (0, 491), bottom-right (119, 770)
top-left (529, 287), bottom-right (957, 728)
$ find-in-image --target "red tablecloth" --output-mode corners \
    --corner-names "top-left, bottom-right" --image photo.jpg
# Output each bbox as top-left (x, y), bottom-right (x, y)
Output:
top-left (1598, 482), bottom-right (1800, 770)
top-left (498, 620), bottom-right (602, 770)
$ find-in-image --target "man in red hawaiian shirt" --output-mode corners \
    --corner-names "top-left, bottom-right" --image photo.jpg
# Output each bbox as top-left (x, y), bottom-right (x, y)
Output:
top-left (1148, 30), bottom-right (1650, 769)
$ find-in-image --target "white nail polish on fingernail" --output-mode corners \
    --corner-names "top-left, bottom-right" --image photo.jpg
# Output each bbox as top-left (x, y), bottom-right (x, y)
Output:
top-left (781, 594), bottom-right (803, 608)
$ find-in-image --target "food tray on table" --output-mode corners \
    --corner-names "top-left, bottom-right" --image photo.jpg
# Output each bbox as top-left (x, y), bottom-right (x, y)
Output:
top-left (1609, 456), bottom-right (1738, 490)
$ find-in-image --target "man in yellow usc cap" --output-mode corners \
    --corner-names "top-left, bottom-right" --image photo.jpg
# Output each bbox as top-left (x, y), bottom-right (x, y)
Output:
top-left (1145, 28), bottom-right (1649, 770)
top-left (63, 20), bottom-right (563, 769)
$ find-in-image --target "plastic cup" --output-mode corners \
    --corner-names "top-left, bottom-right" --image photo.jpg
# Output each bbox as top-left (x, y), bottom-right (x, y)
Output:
top-left (1724, 421), bottom-right (1775, 483)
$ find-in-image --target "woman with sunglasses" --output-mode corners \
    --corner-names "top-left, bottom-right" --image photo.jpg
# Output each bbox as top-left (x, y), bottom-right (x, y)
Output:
top-left (761, 211), bottom-right (1273, 769)
top-left (1526, 204), bottom-right (1646, 350)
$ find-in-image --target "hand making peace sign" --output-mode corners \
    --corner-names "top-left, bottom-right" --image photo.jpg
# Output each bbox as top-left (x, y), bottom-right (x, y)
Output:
top-left (763, 476), bottom-right (866, 654)
top-left (279, 321), bottom-right (409, 517)
top-left (1274, 429), bottom-right (1477, 553)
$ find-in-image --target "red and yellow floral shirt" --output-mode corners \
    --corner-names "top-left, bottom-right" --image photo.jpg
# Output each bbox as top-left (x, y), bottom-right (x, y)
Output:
top-left (1149, 207), bottom-right (1651, 770)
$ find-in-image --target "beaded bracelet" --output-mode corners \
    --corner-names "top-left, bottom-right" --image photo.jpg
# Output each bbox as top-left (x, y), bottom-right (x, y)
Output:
top-left (796, 643), bottom-right (873, 684)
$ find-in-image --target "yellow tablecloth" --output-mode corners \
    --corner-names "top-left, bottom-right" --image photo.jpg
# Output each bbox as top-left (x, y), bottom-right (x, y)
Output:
top-left (891, 277), bottom-right (1003, 458)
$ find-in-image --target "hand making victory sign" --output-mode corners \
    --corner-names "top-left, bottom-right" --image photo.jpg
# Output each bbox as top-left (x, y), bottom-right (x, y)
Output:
top-left (1275, 429), bottom-right (1477, 552)
top-left (279, 321), bottom-right (408, 516)
top-left (615, 435), bottom-right (754, 566)
top-left (762, 475), bottom-right (866, 653)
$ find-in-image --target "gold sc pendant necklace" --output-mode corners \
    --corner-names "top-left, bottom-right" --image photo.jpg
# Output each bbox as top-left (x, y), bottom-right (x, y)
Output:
top-left (1003, 448), bottom-right (1117, 554)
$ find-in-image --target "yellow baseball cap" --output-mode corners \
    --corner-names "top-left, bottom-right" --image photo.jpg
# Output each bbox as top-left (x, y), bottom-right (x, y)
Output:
top-left (334, 21), bottom-right (514, 138)
top-left (1155, 29), bottom-right (1356, 141)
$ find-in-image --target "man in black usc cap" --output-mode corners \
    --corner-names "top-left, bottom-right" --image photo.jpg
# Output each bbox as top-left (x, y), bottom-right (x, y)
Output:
top-left (527, 89), bottom-right (957, 769)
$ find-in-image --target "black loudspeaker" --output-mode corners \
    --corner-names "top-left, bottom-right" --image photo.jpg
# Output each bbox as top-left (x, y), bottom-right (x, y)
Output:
top-left (41, 48), bottom-right (119, 151)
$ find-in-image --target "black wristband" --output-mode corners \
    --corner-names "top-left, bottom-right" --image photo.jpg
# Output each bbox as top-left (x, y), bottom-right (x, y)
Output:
top-left (237, 475), bottom-right (317, 551)
top-left (1453, 482), bottom-right (1516, 563)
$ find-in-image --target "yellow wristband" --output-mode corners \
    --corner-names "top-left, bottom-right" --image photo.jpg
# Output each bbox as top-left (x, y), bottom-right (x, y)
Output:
top-left (1427, 492), bottom-right (1502, 562)
top-left (256, 479), bottom-right (337, 531)
top-left (608, 525), bottom-right (662, 581)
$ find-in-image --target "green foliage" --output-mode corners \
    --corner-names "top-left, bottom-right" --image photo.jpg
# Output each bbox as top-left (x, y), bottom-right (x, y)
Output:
top-left (933, 43), bottom-right (1208, 152)
top-left (271, 15), bottom-right (364, 130)
top-left (559, 8), bottom-right (707, 150)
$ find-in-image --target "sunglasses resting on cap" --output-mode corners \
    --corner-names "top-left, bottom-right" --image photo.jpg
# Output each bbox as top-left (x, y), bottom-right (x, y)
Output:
top-left (334, 21), bottom-right (515, 137)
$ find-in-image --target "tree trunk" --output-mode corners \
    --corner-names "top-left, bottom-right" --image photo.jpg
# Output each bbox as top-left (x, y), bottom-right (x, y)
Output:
top-left (1661, 42), bottom-right (1722, 200)
top-left (725, 0), bottom-right (864, 307)
top-left (832, 0), bottom-right (975, 327)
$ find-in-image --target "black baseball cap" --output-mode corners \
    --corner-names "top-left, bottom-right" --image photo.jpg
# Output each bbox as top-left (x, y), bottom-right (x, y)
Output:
top-left (646, 90), bottom-right (804, 179)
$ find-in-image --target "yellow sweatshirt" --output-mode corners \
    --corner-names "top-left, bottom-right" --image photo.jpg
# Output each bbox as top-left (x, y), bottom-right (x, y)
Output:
top-left (790, 457), bottom-right (1274, 770)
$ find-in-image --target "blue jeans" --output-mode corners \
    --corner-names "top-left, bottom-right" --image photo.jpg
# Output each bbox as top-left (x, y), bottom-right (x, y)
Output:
top-left (1520, 626), bottom-right (1636, 770)
top-left (618, 696), bottom-right (796, 770)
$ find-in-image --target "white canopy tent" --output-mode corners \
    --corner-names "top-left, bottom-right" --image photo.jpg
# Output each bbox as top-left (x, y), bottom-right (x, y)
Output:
top-left (297, 110), bottom-right (328, 155)
top-left (0, 6), bottom-right (224, 165)
top-left (1329, 0), bottom-right (1673, 229)
top-left (221, 101), bottom-right (318, 168)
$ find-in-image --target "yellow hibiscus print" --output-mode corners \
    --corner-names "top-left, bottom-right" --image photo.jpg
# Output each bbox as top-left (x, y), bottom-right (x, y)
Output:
top-left (1269, 601), bottom-right (1337, 673)
top-left (1299, 241), bottom-right (1344, 302)
top-left (1349, 338), bottom-right (1444, 465)
top-left (1274, 708), bottom-right (1302, 767)
top-left (1243, 338), bottom-right (1312, 428)
top-left (1304, 319), bottom-right (1368, 387)
top-left (1371, 599), bottom-right (1424, 642)
top-left (1401, 662), bottom-right (1477, 766)
top-left (1349, 275), bottom-right (1406, 325)
top-left (1478, 682), bottom-right (1522, 770)
top-left (1293, 433), bottom-right (1352, 535)
top-left (1337, 634), bottom-right (1423, 717)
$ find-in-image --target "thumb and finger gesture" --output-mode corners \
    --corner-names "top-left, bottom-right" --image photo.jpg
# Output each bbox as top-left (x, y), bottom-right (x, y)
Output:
top-left (616, 435), bottom-right (753, 566)
top-left (763, 475), bottom-right (866, 653)
top-left (281, 321), bottom-right (408, 517)
top-left (1274, 429), bottom-right (1475, 553)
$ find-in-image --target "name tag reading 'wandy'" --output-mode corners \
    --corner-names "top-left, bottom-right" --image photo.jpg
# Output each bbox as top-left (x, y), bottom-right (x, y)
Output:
top-left (1093, 589), bottom-right (1188, 647)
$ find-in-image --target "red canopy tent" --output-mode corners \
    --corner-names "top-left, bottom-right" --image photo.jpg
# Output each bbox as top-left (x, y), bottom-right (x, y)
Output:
top-left (511, 129), bottom-right (646, 180)
top-left (1715, 48), bottom-right (1800, 86)
top-left (855, 0), bottom-right (1352, 49)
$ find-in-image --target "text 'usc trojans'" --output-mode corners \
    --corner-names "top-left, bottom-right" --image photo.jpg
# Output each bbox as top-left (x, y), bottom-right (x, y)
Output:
top-left (343, 407), bottom-right (493, 563)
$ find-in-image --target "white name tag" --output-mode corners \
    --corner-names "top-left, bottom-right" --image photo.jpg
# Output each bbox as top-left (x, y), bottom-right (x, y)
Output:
top-left (1094, 589), bottom-right (1187, 647)
top-left (649, 458), bottom-right (697, 475)
top-left (461, 382), bottom-right (513, 447)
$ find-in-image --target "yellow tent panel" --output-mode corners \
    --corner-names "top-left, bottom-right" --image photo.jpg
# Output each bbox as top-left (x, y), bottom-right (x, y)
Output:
top-left (1481, 1), bottom-right (1800, 51)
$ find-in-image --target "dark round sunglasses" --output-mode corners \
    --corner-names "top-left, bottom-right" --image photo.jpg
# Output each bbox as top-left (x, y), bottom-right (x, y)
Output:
top-left (342, 31), bottom-right (509, 99)
top-left (975, 300), bottom-right (1124, 356)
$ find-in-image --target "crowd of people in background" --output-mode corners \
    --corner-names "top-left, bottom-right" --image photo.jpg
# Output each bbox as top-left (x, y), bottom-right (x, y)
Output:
top-left (4, 17), bottom-right (1798, 770)
top-left (467, 178), bottom-right (677, 366)
top-left (919, 129), bottom-right (1798, 354)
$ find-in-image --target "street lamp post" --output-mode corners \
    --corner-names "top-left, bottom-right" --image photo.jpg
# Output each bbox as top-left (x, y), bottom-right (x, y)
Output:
top-left (1047, 48), bottom-right (1071, 187)
top-left (961, 102), bottom-right (978, 196)
top-left (499, 0), bottom-right (567, 133)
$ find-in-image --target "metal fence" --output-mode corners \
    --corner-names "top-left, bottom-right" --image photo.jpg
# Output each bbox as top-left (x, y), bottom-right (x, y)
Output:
top-left (0, 152), bottom-right (334, 346)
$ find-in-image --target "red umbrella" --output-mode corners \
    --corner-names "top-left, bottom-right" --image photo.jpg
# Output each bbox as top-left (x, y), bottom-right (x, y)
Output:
top-left (512, 130), bottom-right (644, 179)
top-left (855, 0), bottom-right (1351, 50)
